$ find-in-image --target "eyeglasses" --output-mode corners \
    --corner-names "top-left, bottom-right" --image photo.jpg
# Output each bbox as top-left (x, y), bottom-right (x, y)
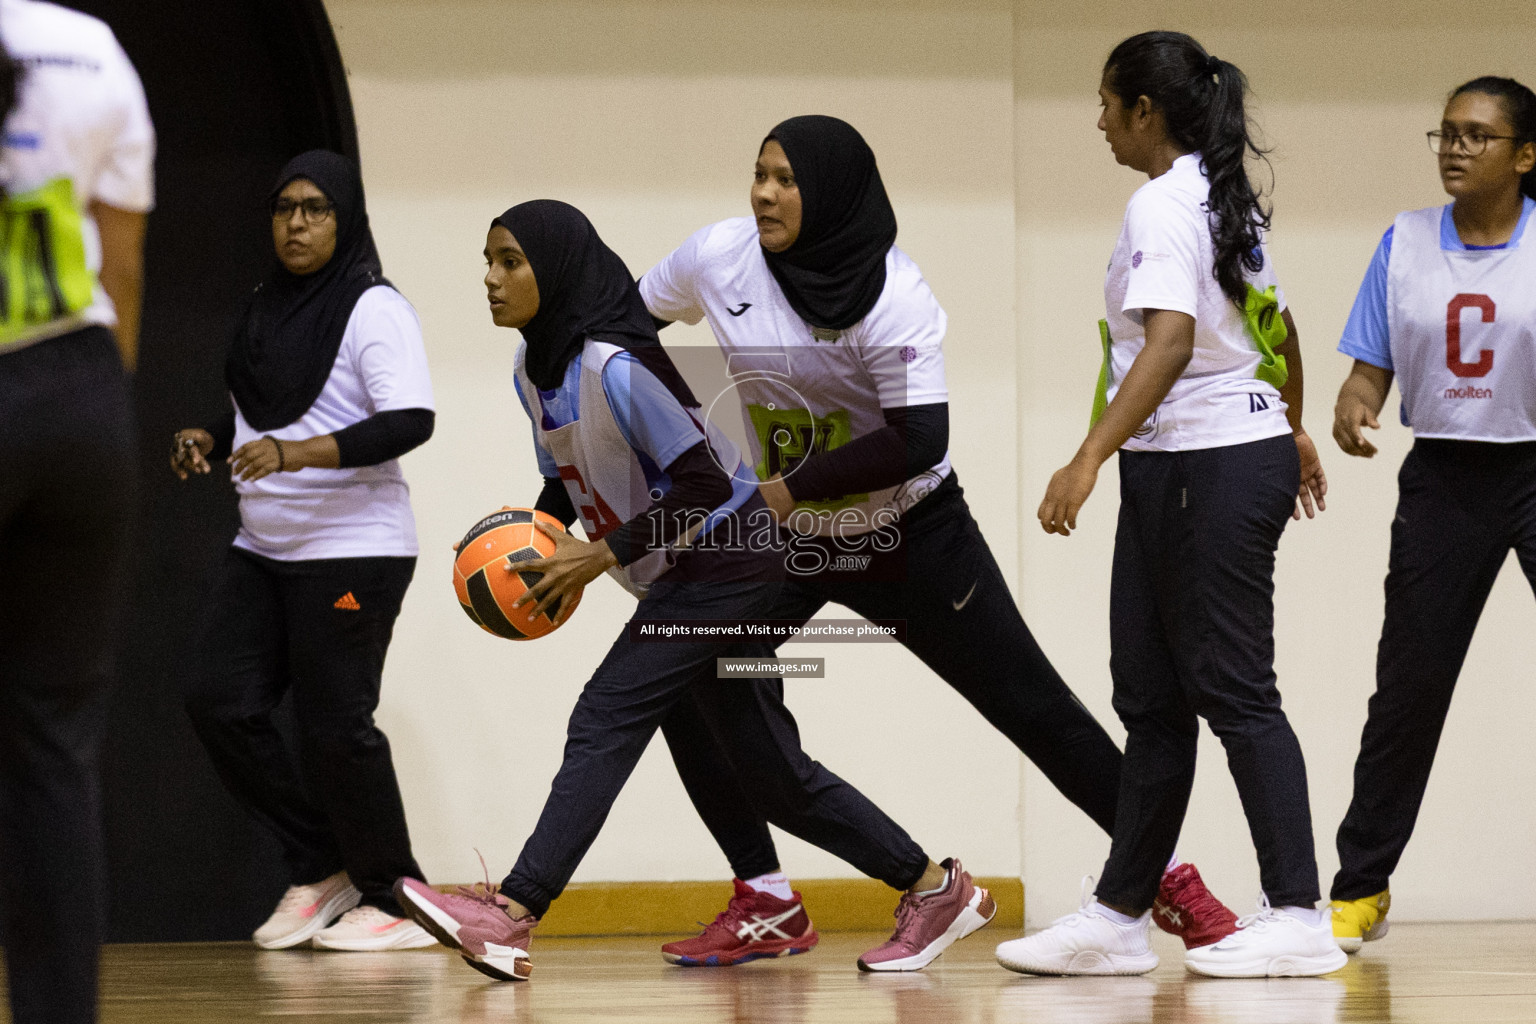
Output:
top-left (271, 198), bottom-right (335, 223)
top-left (1426, 129), bottom-right (1525, 156)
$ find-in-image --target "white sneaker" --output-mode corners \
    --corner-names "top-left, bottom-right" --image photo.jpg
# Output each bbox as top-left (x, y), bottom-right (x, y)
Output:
top-left (252, 871), bottom-right (361, 950)
top-left (312, 904), bottom-right (438, 951)
top-left (1184, 897), bottom-right (1349, 978)
top-left (995, 878), bottom-right (1159, 976)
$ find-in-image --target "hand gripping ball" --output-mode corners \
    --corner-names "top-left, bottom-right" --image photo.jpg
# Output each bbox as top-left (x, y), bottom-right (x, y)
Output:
top-left (453, 507), bottom-right (581, 640)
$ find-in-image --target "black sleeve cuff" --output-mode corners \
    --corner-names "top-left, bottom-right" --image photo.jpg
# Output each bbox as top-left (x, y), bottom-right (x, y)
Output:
top-left (603, 441), bottom-right (733, 567)
top-left (333, 408), bottom-right (435, 468)
top-left (535, 475), bottom-right (579, 529)
top-left (207, 410), bottom-right (236, 461)
top-left (783, 402), bottom-right (949, 503)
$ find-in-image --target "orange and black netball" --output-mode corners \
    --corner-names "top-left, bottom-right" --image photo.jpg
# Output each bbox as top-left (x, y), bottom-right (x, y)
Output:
top-left (453, 507), bottom-right (581, 640)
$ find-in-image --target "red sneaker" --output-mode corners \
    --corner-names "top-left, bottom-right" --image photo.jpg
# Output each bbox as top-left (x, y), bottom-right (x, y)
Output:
top-left (1152, 863), bottom-right (1238, 949)
top-left (661, 879), bottom-right (819, 966)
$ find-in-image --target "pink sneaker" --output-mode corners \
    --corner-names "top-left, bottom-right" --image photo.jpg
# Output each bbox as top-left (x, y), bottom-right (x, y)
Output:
top-left (857, 858), bottom-right (996, 972)
top-left (661, 879), bottom-right (819, 966)
top-left (1152, 863), bottom-right (1239, 949)
top-left (393, 876), bottom-right (535, 981)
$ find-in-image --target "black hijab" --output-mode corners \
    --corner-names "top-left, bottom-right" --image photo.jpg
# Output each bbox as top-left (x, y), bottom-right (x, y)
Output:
top-left (495, 199), bottom-right (698, 406)
top-left (226, 150), bottom-right (390, 431)
top-left (760, 115), bottom-right (898, 332)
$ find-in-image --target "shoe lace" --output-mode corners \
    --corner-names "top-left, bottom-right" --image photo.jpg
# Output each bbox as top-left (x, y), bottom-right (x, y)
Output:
top-left (1047, 875), bottom-right (1100, 929)
top-left (889, 889), bottom-right (924, 940)
top-left (275, 884), bottom-right (319, 914)
top-left (454, 848), bottom-right (507, 907)
top-left (697, 888), bottom-right (761, 937)
top-left (1160, 868), bottom-right (1228, 921)
top-left (1235, 893), bottom-right (1282, 931)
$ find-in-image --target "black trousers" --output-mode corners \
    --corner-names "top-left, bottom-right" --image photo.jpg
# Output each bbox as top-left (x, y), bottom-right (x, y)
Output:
top-left (1333, 439), bottom-right (1536, 900)
top-left (1096, 434), bottom-right (1321, 911)
top-left (184, 548), bottom-right (424, 914)
top-left (502, 577), bottom-right (930, 919)
top-left (0, 327), bottom-right (134, 1024)
top-left (664, 473), bottom-right (1124, 882)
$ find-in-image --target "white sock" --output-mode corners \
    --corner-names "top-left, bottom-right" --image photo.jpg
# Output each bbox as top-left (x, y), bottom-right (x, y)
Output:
top-left (914, 866), bottom-right (951, 897)
top-left (1279, 904), bottom-right (1325, 927)
top-left (1092, 899), bottom-right (1143, 926)
top-left (743, 871), bottom-right (794, 901)
top-left (1166, 852), bottom-right (1181, 872)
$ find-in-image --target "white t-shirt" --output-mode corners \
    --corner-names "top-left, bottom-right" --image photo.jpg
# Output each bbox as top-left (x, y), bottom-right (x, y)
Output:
top-left (232, 286), bottom-right (434, 560)
top-left (1105, 153), bottom-right (1291, 452)
top-left (0, 0), bottom-right (154, 352)
top-left (640, 216), bottom-right (951, 536)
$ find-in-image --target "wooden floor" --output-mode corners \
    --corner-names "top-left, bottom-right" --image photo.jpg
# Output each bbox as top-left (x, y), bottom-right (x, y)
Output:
top-left (6, 923), bottom-right (1534, 1023)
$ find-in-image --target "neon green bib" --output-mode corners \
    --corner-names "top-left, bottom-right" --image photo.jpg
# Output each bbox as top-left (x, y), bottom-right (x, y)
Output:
top-left (1243, 283), bottom-right (1288, 390)
top-left (1089, 284), bottom-right (1289, 425)
top-left (746, 403), bottom-right (865, 513)
top-left (0, 177), bottom-right (94, 348)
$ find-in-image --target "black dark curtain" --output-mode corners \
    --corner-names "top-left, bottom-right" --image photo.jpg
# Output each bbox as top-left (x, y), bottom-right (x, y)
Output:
top-left (62, 0), bottom-right (359, 941)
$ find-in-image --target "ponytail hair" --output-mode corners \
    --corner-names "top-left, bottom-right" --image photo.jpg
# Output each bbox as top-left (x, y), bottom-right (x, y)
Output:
top-left (1105, 31), bottom-right (1271, 309)
top-left (1450, 76), bottom-right (1536, 201)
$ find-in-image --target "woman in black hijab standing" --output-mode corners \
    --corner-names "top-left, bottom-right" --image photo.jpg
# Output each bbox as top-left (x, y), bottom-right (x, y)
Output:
top-left (640, 115), bottom-right (1240, 969)
top-left (170, 150), bottom-right (436, 952)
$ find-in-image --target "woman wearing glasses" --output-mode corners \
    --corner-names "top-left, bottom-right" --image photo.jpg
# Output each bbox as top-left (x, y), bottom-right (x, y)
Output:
top-left (1329, 77), bottom-right (1536, 953)
top-left (171, 151), bottom-right (437, 952)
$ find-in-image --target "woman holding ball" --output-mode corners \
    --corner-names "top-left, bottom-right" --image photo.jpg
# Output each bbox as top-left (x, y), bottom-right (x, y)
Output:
top-left (171, 151), bottom-right (436, 952)
top-left (1329, 76), bottom-right (1536, 953)
top-left (393, 199), bottom-right (992, 982)
top-left (996, 32), bottom-right (1339, 978)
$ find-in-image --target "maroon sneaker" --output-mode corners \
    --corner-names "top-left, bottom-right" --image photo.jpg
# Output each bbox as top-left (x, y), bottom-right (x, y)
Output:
top-left (1152, 863), bottom-right (1238, 949)
top-left (661, 879), bottom-right (819, 966)
top-left (393, 876), bottom-right (535, 981)
top-left (857, 858), bottom-right (996, 972)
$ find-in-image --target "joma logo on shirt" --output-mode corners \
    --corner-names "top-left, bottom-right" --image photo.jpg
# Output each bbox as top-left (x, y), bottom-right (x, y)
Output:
top-left (1444, 385), bottom-right (1493, 399)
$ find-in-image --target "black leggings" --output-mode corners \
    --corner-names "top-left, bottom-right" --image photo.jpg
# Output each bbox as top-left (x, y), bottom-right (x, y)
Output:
top-left (1333, 439), bottom-right (1536, 900)
top-left (663, 473), bottom-right (1123, 881)
top-left (184, 548), bottom-right (424, 914)
top-left (0, 327), bottom-right (135, 1024)
top-left (502, 577), bottom-right (929, 918)
top-left (1096, 436), bottom-right (1319, 911)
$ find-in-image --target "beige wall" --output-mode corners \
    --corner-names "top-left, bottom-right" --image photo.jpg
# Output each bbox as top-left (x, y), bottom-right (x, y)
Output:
top-left (1015, 0), bottom-right (1536, 925)
top-left (327, 0), bottom-right (1535, 922)
top-left (327, 0), bottom-right (1022, 890)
